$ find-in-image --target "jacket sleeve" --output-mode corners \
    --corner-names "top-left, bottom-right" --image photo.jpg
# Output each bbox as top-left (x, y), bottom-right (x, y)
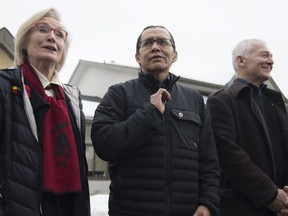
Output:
top-left (0, 92), bottom-right (3, 140)
top-left (198, 106), bottom-right (220, 216)
top-left (91, 84), bottom-right (163, 161)
top-left (206, 94), bottom-right (278, 208)
top-left (0, 82), bottom-right (5, 215)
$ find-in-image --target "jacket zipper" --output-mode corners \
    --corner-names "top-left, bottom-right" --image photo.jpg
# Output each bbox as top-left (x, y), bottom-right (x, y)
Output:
top-left (164, 106), bottom-right (171, 216)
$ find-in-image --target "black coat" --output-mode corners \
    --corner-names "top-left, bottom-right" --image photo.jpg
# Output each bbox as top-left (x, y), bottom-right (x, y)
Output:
top-left (91, 72), bottom-right (220, 216)
top-left (0, 68), bottom-right (90, 216)
top-left (206, 79), bottom-right (288, 216)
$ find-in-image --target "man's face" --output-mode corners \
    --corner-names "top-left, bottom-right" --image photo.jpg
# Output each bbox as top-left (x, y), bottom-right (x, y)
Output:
top-left (135, 27), bottom-right (177, 75)
top-left (239, 42), bottom-right (274, 85)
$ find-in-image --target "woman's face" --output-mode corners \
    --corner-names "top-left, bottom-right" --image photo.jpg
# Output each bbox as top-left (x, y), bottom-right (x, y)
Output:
top-left (25, 16), bottom-right (67, 70)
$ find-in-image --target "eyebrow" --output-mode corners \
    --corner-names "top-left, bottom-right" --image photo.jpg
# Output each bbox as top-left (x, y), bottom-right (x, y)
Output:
top-left (37, 22), bottom-right (66, 30)
top-left (259, 50), bottom-right (272, 57)
top-left (141, 37), bottom-right (170, 41)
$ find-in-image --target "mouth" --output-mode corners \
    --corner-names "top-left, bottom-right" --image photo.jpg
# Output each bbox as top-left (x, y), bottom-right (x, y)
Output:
top-left (43, 46), bottom-right (57, 51)
top-left (149, 55), bottom-right (163, 61)
top-left (263, 66), bottom-right (272, 71)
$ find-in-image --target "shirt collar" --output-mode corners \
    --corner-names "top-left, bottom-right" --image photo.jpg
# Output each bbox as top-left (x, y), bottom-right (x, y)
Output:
top-left (30, 64), bottom-right (62, 89)
top-left (237, 78), bottom-right (267, 96)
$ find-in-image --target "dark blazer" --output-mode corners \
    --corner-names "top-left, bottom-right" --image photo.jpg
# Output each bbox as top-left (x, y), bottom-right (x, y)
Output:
top-left (206, 78), bottom-right (288, 216)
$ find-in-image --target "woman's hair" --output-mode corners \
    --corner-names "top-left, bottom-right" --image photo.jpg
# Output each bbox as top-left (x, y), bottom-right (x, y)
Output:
top-left (232, 38), bottom-right (266, 72)
top-left (135, 25), bottom-right (176, 53)
top-left (14, 7), bottom-right (70, 72)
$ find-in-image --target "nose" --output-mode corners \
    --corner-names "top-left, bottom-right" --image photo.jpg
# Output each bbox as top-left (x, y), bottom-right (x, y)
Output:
top-left (266, 58), bottom-right (274, 65)
top-left (151, 41), bottom-right (161, 50)
top-left (47, 30), bottom-right (56, 42)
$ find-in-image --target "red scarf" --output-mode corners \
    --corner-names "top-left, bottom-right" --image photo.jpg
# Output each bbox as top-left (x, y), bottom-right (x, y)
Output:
top-left (22, 63), bottom-right (82, 193)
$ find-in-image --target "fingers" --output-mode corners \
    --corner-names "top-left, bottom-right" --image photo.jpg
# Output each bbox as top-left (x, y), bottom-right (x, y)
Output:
top-left (158, 88), bottom-right (171, 102)
top-left (150, 88), bottom-right (171, 114)
top-left (278, 209), bottom-right (288, 216)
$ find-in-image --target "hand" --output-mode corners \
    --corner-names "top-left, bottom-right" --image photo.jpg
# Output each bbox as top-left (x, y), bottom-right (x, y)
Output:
top-left (277, 209), bottom-right (288, 216)
top-left (150, 88), bottom-right (171, 114)
top-left (277, 186), bottom-right (288, 216)
top-left (193, 205), bottom-right (211, 216)
top-left (284, 186), bottom-right (288, 194)
top-left (267, 189), bottom-right (288, 213)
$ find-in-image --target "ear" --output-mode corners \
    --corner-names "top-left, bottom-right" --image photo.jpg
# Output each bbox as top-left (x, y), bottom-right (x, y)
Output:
top-left (172, 51), bottom-right (178, 62)
top-left (135, 53), bottom-right (140, 64)
top-left (237, 56), bottom-right (246, 66)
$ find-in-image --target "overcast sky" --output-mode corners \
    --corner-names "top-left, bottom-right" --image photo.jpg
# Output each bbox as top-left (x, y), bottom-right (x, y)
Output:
top-left (1, 0), bottom-right (288, 97)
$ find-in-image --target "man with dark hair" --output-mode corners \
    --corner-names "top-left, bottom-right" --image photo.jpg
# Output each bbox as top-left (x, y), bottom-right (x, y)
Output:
top-left (91, 25), bottom-right (220, 216)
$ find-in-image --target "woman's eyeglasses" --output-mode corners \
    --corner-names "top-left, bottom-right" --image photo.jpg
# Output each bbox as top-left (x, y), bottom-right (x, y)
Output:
top-left (34, 23), bottom-right (68, 42)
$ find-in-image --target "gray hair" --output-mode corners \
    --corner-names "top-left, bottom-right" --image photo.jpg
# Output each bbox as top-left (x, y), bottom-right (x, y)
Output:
top-left (14, 7), bottom-right (70, 72)
top-left (232, 39), bottom-right (266, 72)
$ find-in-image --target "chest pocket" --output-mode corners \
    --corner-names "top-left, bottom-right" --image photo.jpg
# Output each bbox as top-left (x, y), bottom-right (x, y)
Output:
top-left (170, 109), bottom-right (202, 151)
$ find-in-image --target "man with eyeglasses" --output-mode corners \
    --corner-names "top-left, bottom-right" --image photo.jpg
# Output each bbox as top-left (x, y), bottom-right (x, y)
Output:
top-left (91, 25), bottom-right (220, 216)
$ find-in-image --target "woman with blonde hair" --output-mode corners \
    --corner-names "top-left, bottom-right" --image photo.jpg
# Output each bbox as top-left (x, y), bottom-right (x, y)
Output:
top-left (0, 7), bottom-right (90, 216)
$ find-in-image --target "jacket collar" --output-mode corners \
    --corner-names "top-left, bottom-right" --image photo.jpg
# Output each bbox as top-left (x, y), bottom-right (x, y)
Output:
top-left (230, 78), bottom-right (261, 98)
top-left (0, 67), bottom-right (23, 87)
top-left (230, 78), bottom-right (268, 98)
top-left (139, 71), bottom-right (180, 93)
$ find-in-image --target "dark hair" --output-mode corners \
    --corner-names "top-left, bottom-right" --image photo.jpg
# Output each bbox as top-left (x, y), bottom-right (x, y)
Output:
top-left (136, 25), bottom-right (176, 53)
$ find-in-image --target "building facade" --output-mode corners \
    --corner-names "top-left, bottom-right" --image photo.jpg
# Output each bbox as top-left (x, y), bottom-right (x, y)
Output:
top-left (0, 27), bottom-right (14, 68)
